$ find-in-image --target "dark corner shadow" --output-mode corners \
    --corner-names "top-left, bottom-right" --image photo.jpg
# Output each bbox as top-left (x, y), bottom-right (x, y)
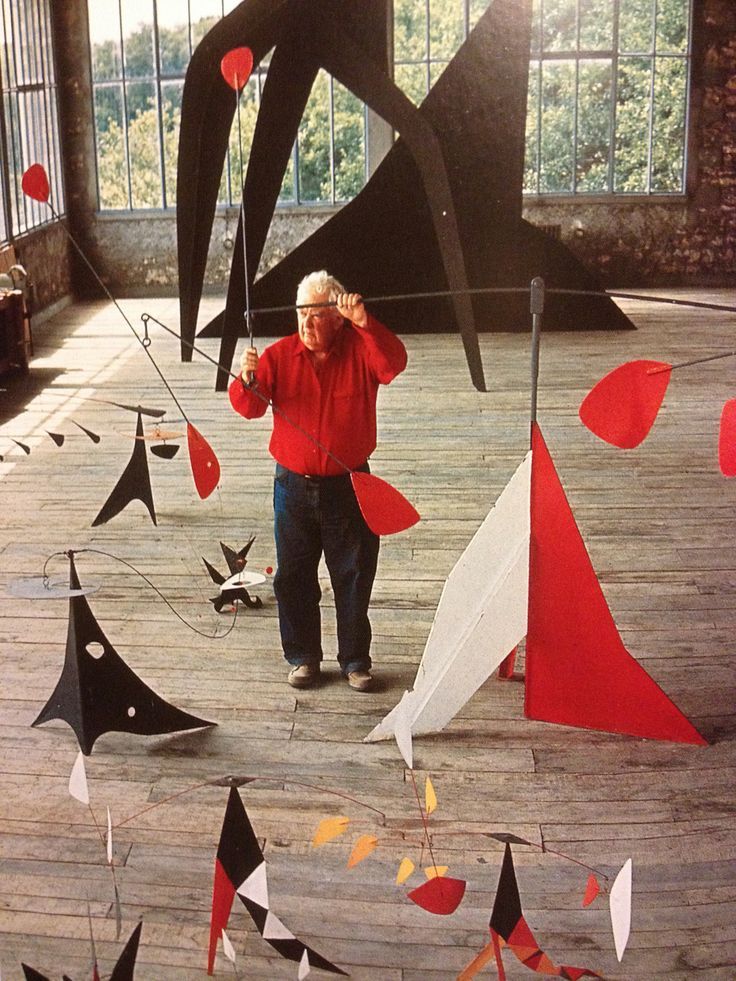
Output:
top-left (0, 367), bottom-right (65, 427)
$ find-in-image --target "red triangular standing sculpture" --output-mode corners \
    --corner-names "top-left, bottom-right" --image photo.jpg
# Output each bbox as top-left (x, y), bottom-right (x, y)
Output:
top-left (525, 423), bottom-right (706, 745)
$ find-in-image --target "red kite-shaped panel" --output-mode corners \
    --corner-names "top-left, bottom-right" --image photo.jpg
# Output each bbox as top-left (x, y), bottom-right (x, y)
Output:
top-left (351, 471), bottom-right (420, 536)
top-left (526, 423), bottom-right (706, 745)
top-left (579, 359), bottom-right (672, 448)
top-left (22, 163), bottom-right (50, 202)
top-left (407, 874), bottom-right (466, 915)
top-left (220, 47), bottom-right (254, 90)
top-left (187, 423), bottom-right (221, 499)
top-left (718, 398), bottom-right (736, 477)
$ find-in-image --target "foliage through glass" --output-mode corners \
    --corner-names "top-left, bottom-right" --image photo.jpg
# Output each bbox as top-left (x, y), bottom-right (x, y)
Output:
top-left (87, 0), bottom-right (691, 212)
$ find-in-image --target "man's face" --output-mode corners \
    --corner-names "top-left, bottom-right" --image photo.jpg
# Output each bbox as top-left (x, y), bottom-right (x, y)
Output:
top-left (297, 289), bottom-right (343, 354)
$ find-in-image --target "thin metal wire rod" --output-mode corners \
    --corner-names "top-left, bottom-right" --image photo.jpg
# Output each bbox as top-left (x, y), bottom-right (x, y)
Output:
top-left (142, 313), bottom-right (353, 474)
top-left (233, 78), bottom-right (253, 348)
top-left (228, 285), bottom-right (736, 319)
top-left (647, 349), bottom-right (736, 374)
top-left (42, 199), bottom-right (189, 422)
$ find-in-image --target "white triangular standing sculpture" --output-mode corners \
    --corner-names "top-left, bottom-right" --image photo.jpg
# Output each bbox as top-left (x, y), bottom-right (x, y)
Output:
top-left (365, 452), bottom-right (531, 743)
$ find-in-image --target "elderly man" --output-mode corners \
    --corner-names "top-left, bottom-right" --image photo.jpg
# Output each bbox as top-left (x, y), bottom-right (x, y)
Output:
top-left (229, 270), bottom-right (407, 691)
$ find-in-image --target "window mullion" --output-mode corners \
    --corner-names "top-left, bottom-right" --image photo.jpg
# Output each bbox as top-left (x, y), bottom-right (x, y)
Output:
top-left (0, 1), bottom-right (12, 241)
top-left (609, 0), bottom-right (620, 192)
top-left (117, 0), bottom-right (133, 209)
top-left (647, 0), bottom-right (658, 193)
top-left (329, 75), bottom-right (336, 204)
top-left (152, 0), bottom-right (167, 208)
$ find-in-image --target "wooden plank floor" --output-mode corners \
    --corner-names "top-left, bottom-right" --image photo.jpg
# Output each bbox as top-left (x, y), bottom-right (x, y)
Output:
top-left (0, 291), bottom-right (734, 980)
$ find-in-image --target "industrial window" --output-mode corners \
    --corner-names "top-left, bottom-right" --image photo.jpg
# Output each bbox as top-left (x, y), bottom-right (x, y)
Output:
top-left (0, 0), bottom-right (65, 242)
top-left (395, 0), bottom-right (692, 196)
top-left (88, 0), bottom-right (367, 210)
top-left (89, 0), bottom-right (692, 211)
top-left (525, 0), bottom-right (692, 194)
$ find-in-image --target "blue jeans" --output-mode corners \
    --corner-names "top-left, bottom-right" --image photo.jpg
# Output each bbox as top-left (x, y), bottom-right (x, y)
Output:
top-left (273, 463), bottom-right (379, 675)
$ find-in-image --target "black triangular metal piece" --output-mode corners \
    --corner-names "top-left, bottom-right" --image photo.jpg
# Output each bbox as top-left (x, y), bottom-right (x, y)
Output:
top-left (72, 420), bottom-right (102, 443)
top-left (109, 921), bottom-right (143, 981)
top-left (220, 536), bottom-right (256, 574)
top-left (203, 556), bottom-right (226, 586)
top-left (150, 442), bottom-right (179, 458)
top-left (92, 412), bottom-right (157, 526)
top-left (32, 554), bottom-right (215, 754)
top-left (489, 843), bottom-right (523, 939)
top-left (21, 967), bottom-right (50, 981)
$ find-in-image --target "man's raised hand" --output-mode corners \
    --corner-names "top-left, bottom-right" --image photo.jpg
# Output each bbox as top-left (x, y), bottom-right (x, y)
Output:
top-left (240, 346), bottom-right (259, 378)
top-left (334, 292), bottom-right (368, 328)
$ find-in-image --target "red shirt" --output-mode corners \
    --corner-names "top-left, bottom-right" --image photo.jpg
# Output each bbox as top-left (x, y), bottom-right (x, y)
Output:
top-left (228, 314), bottom-right (407, 476)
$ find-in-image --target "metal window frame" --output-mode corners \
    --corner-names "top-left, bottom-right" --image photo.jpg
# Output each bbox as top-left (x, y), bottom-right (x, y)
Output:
top-left (526, 0), bottom-right (692, 197)
top-left (89, 1), bottom-right (369, 212)
top-left (0, 0), bottom-right (64, 244)
top-left (393, 0), bottom-right (691, 198)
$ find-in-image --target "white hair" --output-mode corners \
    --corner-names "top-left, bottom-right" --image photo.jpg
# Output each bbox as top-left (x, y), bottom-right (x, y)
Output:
top-left (296, 270), bottom-right (345, 305)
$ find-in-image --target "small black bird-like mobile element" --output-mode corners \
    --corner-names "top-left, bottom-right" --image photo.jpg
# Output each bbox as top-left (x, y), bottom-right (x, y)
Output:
top-left (203, 537), bottom-right (264, 612)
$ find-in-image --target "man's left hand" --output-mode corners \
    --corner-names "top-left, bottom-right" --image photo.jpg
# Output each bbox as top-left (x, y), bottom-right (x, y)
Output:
top-left (334, 292), bottom-right (368, 328)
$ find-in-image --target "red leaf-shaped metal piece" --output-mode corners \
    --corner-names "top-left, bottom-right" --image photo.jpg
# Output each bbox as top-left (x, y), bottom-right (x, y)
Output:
top-left (187, 423), bottom-right (220, 499)
top-left (350, 471), bottom-right (420, 536)
top-left (220, 47), bottom-right (254, 91)
top-left (407, 875), bottom-right (466, 915)
top-left (22, 164), bottom-right (50, 202)
top-left (718, 398), bottom-right (736, 477)
top-left (582, 874), bottom-right (600, 907)
top-left (579, 359), bottom-right (672, 448)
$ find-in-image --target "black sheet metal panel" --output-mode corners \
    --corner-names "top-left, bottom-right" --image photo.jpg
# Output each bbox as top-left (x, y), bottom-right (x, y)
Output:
top-left (91, 411), bottom-right (157, 527)
top-left (247, 0), bottom-right (632, 336)
top-left (178, 0), bottom-right (632, 393)
top-left (176, 0), bottom-right (293, 362)
top-left (178, 0), bottom-right (486, 391)
top-left (31, 554), bottom-right (215, 755)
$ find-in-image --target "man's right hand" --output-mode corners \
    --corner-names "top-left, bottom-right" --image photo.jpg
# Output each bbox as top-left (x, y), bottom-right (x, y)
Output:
top-left (240, 346), bottom-right (259, 378)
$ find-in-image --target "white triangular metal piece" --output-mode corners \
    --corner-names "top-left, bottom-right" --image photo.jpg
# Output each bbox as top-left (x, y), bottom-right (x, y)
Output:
top-left (106, 806), bottom-right (113, 863)
top-left (609, 858), bottom-right (633, 961)
top-left (393, 691), bottom-right (414, 768)
top-left (69, 751), bottom-right (90, 805)
top-left (221, 928), bottom-right (236, 963)
top-left (236, 860), bottom-right (269, 908)
top-left (298, 948), bottom-right (311, 979)
top-left (262, 910), bottom-right (295, 941)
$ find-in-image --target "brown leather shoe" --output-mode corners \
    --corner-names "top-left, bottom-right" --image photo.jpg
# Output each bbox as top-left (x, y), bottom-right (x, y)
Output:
top-left (347, 670), bottom-right (373, 692)
top-left (288, 664), bottom-right (320, 688)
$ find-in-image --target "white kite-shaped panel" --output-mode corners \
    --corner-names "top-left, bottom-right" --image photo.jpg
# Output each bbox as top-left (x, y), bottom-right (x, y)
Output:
top-left (365, 452), bottom-right (531, 743)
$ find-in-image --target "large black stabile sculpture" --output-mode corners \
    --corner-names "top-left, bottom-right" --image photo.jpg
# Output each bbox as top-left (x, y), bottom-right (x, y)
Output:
top-left (178, 0), bottom-right (632, 393)
top-left (32, 553), bottom-right (215, 755)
